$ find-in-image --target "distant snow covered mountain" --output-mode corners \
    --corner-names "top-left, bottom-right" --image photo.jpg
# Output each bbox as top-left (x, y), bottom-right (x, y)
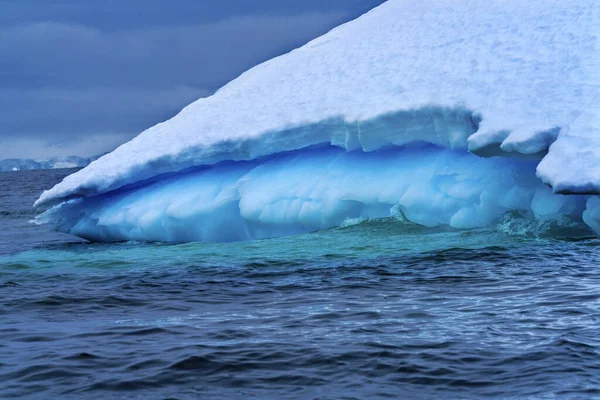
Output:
top-left (0, 155), bottom-right (101, 172)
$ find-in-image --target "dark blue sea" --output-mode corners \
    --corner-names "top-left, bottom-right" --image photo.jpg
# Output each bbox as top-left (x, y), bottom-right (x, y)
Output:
top-left (1, 169), bottom-right (600, 399)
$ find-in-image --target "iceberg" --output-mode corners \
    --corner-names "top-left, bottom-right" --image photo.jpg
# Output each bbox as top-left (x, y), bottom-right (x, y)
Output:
top-left (35, 0), bottom-right (600, 242)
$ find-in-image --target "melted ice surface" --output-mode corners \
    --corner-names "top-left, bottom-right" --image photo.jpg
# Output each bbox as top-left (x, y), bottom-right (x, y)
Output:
top-left (36, 146), bottom-right (591, 243)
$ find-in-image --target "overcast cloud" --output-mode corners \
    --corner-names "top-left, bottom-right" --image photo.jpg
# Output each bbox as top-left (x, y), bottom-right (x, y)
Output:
top-left (0, 0), bottom-right (383, 159)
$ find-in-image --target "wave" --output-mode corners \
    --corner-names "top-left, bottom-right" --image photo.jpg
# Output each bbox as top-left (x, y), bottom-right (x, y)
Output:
top-left (335, 211), bottom-right (595, 240)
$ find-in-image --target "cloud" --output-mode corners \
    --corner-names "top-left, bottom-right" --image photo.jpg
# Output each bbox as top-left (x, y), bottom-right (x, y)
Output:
top-left (0, 13), bottom-right (350, 89)
top-left (0, 133), bottom-right (135, 160)
top-left (0, 12), bottom-right (352, 158)
top-left (0, 0), bottom-right (384, 30)
top-left (0, 85), bottom-right (207, 137)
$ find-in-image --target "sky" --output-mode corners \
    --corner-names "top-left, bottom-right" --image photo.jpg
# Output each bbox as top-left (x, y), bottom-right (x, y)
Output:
top-left (0, 0), bottom-right (384, 160)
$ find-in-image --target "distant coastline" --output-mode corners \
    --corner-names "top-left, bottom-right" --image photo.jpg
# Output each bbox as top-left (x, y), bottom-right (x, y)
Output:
top-left (0, 154), bottom-right (103, 172)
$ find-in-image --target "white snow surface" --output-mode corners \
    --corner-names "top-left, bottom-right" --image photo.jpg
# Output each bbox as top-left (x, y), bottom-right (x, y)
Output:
top-left (34, 0), bottom-right (600, 241)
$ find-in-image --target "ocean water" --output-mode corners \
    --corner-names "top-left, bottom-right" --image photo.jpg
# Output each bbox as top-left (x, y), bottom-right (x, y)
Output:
top-left (1, 169), bottom-right (600, 399)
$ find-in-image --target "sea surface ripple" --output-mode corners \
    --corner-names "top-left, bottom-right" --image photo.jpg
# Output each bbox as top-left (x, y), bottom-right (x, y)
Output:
top-left (1, 169), bottom-right (600, 399)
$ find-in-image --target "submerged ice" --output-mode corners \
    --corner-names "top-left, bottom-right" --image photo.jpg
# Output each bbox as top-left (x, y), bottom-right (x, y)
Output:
top-left (35, 0), bottom-right (600, 241)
